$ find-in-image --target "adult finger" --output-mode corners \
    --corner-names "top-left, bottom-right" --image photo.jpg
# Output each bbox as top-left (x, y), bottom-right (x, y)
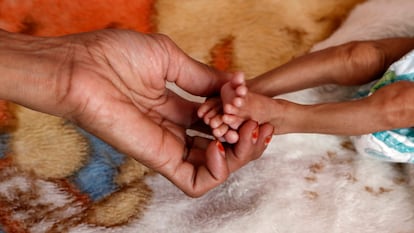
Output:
top-left (226, 120), bottom-right (274, 173)
top-left (168, 140), bottom-right (230, 197)
top-left (174, 121), bottom-right (273, 197)
top-left (153, 34), bottom-right (231, 96)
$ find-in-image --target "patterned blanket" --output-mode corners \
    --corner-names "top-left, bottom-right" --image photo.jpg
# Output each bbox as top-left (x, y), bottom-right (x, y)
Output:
top-left (1, 0), bottom-right (414, 232)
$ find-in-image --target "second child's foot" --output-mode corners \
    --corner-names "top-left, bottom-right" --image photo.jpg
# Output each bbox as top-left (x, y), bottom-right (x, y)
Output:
top-left (220, 72), bottom-right (248, 130)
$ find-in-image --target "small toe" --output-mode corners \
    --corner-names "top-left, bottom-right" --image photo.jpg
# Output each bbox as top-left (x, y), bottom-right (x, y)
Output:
top-left (232, 97), bottom-right (244, 108)
top-left (223, 130), bottom-right (239, 144)
top-left (212, 124), bottom-right (229, 138)
top-left (210, 115), bottom-right (224, 128)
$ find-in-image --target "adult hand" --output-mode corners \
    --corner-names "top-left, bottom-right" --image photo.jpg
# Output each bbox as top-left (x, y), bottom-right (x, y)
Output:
top-left (0, 29), bottom-right (274, 197)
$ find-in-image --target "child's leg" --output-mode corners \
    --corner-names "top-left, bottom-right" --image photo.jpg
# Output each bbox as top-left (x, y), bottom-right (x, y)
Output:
top-left (352, 49), bottom-right (414, 163)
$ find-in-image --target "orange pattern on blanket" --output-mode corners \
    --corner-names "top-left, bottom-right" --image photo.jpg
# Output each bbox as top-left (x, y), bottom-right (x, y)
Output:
top-left (0, 201), bottom-right (27, 233)
top-left (0, 156), bottom-right (12, 170)
top-left (210, 36), bottom-right (235, 72)
top-left (0, 100), bottom-right (15, 131)
top-left (0, 0), bottom-right (156, 36)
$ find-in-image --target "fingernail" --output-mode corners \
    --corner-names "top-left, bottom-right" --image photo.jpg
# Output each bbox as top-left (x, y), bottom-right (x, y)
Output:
top-left (216, 140), bottom-right (225, 157)
top-left (252, 126), bottom-right (259, 144)
top-left (265, 135), bottom-right (272, 146)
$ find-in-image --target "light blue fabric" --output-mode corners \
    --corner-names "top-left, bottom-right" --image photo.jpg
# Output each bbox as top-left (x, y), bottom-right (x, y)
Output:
top-left (353, 49), bottom-right (414, 163)
top-left (372, 129), bottom-right (414, 153)
top-left (0, 134), bottom-right (9, 159)
top-left (72, 129), bottom-right (126, 202)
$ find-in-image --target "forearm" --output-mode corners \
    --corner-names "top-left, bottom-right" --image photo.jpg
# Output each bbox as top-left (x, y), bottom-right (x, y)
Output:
top-left (376, 37), bottom-right (414, 68)
top-left (247, 45), bottom-right (350, 96)
top-left (0, 30), bottom-right (73, 115)
top-left (248, 38), bottom-right (414, 97)
top-left (276, 100), bottom-right (386, 136)
top-left (273, 81), bottom-right (414, 136)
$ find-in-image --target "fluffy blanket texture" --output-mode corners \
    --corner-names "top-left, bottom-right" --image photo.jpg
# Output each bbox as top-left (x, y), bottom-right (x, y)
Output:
top-left (1, 0), bottom-right (414, 232)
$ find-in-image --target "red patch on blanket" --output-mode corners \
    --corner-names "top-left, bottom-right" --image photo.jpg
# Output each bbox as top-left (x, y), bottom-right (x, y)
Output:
top-left (0, 0), bottom-right (156, 36)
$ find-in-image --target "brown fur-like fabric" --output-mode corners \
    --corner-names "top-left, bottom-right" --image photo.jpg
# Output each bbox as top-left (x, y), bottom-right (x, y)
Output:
top-left (156, 0), bottom-right (364, 78)
top-left (10, 105), bottom-right (89, 179)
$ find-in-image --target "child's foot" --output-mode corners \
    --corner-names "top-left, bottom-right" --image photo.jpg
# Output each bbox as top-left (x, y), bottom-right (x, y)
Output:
top-left (198, 72), bottom-right (276, 143)
top-left (197, 72), bottom-right (247, 143)
top-left (220, 72), bottom-right (248, 130)
top-left (197, 96), bottom-right (240, 143)
top-left (197, 98), bottom-right (239, 143)
top-left (221, 73), bottom-right (275, 129)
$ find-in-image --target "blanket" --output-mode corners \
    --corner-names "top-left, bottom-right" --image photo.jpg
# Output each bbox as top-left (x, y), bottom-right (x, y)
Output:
top-left (1, 0), bottom-right (414, 232)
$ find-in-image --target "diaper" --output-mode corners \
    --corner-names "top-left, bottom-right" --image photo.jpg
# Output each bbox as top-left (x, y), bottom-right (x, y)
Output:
top-left (351, 49), bottom-right (414, 163)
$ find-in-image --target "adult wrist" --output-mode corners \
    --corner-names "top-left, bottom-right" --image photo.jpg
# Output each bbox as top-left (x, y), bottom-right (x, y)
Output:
top-left (0, 30), bottom-right (74, 116)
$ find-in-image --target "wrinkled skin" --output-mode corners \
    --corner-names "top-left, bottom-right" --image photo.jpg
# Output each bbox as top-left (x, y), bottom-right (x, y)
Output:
top-left (0, 29), bottom-right (273, 197)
